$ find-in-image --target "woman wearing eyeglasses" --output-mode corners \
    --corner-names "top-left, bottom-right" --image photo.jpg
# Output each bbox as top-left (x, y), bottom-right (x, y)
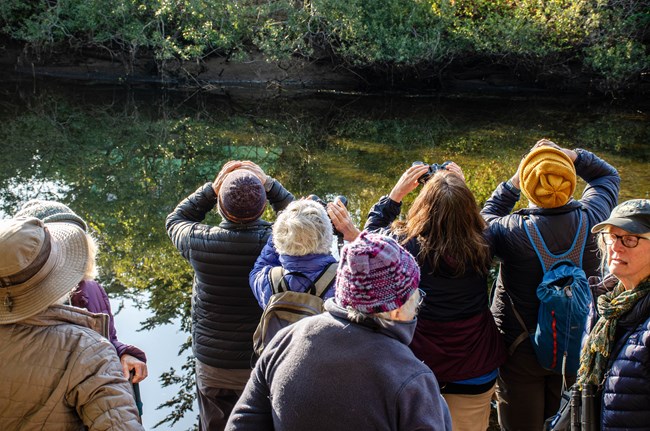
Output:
top-left (365, 163), bottom-right (506, 431)
top-left (578, 199), bottom-right (650, 430)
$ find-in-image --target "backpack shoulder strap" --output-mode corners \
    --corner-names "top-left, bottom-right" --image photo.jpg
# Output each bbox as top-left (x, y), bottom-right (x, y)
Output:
top-left (312, 263), bottom-right (338, 298)
top-left (268, 266), bottom-right (288, 294)
top-left (269, 267), bottom-right (318, 295)
top-left (523, 211), bottom-right (588, 272)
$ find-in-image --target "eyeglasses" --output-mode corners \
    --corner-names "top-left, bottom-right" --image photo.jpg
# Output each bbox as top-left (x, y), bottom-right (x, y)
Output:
top-left (417, 288), bottom-right (427, 308)
top-left (599, 232), bottom-right (650, 249)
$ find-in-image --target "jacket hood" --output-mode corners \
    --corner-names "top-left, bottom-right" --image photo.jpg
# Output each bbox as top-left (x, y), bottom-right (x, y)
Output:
top-left (279, 253), bottom-right (337, 272)
top-left (19, 304), bottom-right (109, 338)
top-left (324, 298), bottom-right (417, 345)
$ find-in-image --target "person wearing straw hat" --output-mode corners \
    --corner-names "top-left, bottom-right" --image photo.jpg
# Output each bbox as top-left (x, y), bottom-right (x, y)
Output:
top-left (14, 199), bottom-right (148, 384)
top-left (166, 160), bottom-right (293, 431)
top-left (481, 139), bottom-right (620, 430)
top-left (226, 232), bottom-right (451, 431)
top-left (0, 217), bottom-right (144, 430)
top-left (576, 199), bottom-right (650, 430)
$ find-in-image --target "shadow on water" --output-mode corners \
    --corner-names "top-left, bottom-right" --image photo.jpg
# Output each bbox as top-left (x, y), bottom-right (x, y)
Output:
top-left (0, 77), bottom-right (648, 429)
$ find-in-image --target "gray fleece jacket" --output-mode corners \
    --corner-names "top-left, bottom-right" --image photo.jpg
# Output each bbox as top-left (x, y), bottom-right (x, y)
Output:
top-left (226, 299), bottom-right (452, 431)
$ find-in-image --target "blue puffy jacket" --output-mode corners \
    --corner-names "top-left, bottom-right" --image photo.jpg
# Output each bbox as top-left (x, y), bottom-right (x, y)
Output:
top-left (249, 235), bottom-right (337, 309)
top-left (586, 277), bottom-right (650, 430)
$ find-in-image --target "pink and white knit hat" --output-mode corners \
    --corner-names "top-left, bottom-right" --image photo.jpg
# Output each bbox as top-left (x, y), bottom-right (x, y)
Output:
top-left (335, 231), bottom-right (420, 314)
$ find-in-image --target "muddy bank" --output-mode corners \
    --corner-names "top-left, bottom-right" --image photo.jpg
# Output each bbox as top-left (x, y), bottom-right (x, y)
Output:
top-left (1, 41), bottom-right (648, 99)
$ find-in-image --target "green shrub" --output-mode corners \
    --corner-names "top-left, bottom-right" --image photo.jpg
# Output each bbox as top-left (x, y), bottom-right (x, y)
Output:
top-left (1, 0), bottom-right (647, 92)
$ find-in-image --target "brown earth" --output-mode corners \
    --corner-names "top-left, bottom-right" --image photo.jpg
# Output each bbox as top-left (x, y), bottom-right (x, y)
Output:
top-left (1, 38), bottom-right (647, 99)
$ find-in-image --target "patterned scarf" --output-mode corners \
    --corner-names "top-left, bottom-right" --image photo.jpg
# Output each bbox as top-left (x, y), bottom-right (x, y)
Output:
top-left (577, 278), bottom-right (650, 388)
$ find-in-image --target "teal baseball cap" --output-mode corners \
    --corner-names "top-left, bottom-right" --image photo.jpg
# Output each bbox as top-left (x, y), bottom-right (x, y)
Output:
top-left (592, 199), bottom-right (650, 234)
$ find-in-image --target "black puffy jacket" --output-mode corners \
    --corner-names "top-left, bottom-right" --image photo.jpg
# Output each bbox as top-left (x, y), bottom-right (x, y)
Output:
top-left (166, 180), bottom-right (293, 369)
top-left (481, 149), bottom-right (619, 351)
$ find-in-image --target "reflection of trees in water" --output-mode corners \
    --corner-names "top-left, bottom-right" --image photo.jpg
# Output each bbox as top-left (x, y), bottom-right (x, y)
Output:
top-left (0, 85), bottom-right (647, 428)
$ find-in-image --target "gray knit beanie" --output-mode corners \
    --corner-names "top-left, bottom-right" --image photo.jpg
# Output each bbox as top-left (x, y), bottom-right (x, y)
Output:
top-left (14, 199), bottom-right (88, 232)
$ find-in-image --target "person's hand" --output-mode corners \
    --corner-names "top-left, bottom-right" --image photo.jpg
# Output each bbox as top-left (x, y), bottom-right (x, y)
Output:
top-left (444, 162), bottom-right (465, 182)
top-left (121, 354), bottom-right (148, 384)
top-left (534, 138), bottom-right (578, 162)
top-left (389, 164), bottom-right (429, 203)
top-left (327, 199), bottom-right (360, 242)
top-left (237, 161), bottom-right (270, 185)
top-left (212, 160), bottom-right (244, 194)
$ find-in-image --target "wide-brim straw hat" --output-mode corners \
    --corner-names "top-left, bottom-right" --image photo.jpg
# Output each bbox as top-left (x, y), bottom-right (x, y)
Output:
top-left (0, 217), bottom-right (88, 324)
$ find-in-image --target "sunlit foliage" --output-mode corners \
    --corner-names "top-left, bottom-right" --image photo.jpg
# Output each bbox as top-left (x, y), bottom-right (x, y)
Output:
top-left (0, 0), bottom-right (647, 92)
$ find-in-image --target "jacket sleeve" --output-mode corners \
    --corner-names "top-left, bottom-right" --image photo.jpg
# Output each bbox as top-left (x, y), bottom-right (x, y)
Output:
top-left (225, 362), bottom-right (274, 431)
top-left (72, 281), bottom-right (147, 363)
top-left (67, 337), bottom-right (144, 431)
top-left (249, 236), bottom-right (281, 308)
top-left (165, 182), bottom-right (217, 260)
top-left (364, 195), bottom-right (402, 232)
top-left (98, 284), bottom-right (147, 362)
top-left (396, 371), bottom-right (452, 431)
top-left (573, 149), bottom-right (620, 227)
top-left (265, 177), bottom-right (294, 213)
top-left (480, 181), bottom-right (521, 225)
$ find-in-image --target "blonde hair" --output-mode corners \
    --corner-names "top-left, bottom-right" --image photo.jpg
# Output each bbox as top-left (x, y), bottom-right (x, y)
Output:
top-left (83, 233), bottom-right (98, 280)
top-left (273, 200), bottom-right (333, 256)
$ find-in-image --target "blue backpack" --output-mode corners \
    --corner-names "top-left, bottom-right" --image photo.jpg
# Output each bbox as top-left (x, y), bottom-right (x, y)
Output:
top-left (511, 211), bottom-right (592, 375)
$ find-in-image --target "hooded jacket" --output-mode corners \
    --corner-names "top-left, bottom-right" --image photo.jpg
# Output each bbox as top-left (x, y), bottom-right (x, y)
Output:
top-left (0, 305), bottom-right (143, 431)
top-left (249, 235), bottom-right (337, 309)
top-left (166, 180), bottom-right (293, 369)
top-left (226, 299), bottom-right (452, 431)
top-left (481, 149), bottom-right (619, 351)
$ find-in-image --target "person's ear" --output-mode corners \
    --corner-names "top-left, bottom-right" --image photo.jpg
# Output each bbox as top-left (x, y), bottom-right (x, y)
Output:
top-left (388, 308), bottom-right (403, 321)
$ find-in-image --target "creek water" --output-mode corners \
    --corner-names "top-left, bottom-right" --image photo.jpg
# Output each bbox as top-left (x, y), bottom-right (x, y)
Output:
top-left (0, 78), bottom-right (648, 429)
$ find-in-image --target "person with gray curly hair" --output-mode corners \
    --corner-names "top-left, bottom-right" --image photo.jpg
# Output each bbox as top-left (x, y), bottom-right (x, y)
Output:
top-left (249, 199), bottom-right (338, 309)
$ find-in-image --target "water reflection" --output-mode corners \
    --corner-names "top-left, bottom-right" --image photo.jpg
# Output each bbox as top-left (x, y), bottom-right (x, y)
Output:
top-left (0, 80), bottom-right (648, 429)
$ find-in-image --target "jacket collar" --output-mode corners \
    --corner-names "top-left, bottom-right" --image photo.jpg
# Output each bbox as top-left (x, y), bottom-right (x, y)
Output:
top-left (515, 199), bottom-right (583, 216)
top-left (219, 219), bottom-right (272, 230)
top-left (19, 304), bottom-right (109, 338)
top-left (324, 298), bottom-right (417, 345)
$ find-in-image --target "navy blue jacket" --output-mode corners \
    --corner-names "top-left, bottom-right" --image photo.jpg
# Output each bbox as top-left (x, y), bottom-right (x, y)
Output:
top-left (586, 277), bottom-right (650, 431)
top-left (481, 149), bottom-right (619, 351)
top-left (249, 235), bottom-right (337, 309)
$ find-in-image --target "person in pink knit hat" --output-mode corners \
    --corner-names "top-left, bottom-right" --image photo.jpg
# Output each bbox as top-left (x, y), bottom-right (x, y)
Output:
top-left (226, 231), bottom-right (451, 431)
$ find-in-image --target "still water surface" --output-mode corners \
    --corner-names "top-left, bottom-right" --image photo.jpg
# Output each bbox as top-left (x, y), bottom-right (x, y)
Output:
top-left (0, 80), bottom-right (648, 429)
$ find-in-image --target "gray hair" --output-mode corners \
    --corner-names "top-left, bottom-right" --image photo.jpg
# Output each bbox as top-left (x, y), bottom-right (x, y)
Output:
top-left (345, 289), bottom-right (420, 326)
top-left (273, 200), bottom-right (333, 256)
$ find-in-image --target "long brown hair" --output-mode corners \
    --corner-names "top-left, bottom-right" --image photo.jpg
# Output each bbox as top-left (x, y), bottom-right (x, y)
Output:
top-left (392, 171), bottom-right (491, 277)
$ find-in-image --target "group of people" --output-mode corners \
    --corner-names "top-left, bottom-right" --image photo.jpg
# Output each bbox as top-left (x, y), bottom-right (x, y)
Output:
top-left (1, 138), bottom-right (648, 431)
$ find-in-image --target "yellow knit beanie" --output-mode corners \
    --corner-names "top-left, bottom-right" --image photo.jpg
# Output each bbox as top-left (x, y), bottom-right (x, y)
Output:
top-left (518, 146), bottom-right (576, 208)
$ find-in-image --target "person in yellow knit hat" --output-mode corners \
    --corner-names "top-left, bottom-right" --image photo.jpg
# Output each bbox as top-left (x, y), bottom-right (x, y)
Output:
top-left (518, 144), bottom-right (577, 209)
top-left (481, 139), bottom-right (620, 430)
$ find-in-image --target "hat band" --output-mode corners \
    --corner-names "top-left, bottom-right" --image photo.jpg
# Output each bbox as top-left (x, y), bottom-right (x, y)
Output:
top-left (0, 229), bottom-right (56, 289)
